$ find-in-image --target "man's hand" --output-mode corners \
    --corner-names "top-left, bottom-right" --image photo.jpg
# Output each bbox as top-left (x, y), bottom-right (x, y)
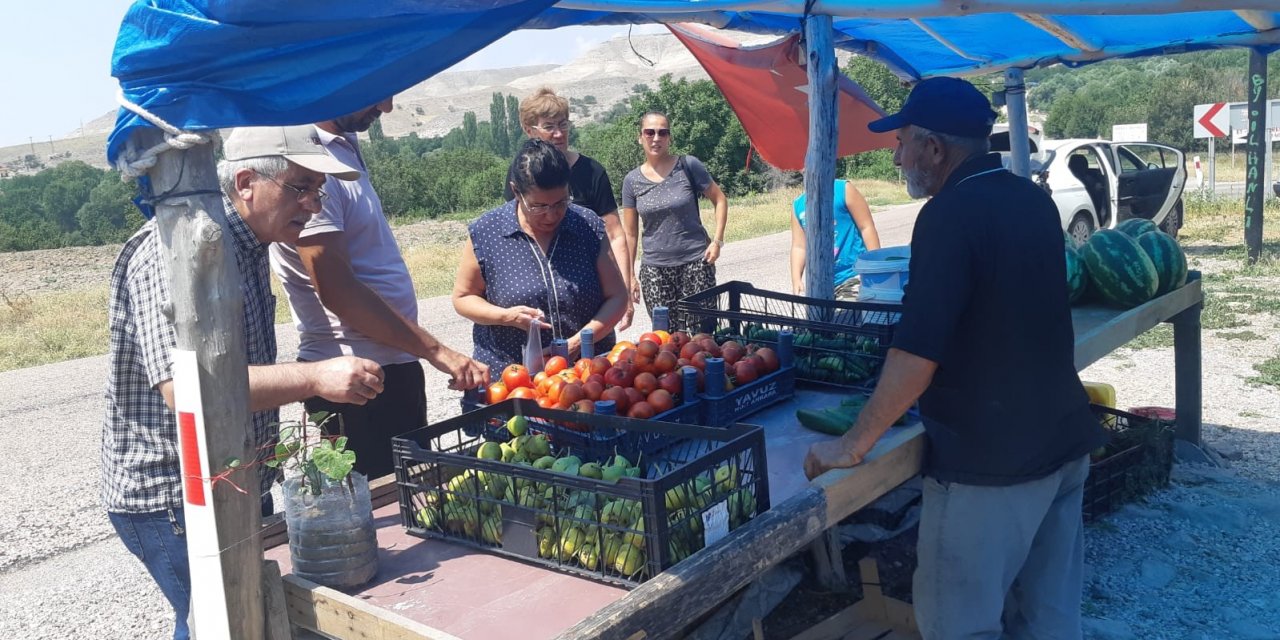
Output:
top-left (312, 356), bottom-right (385, 405)
top-left (803, 438), bottom-right (866, 480)
top-left (428, 347), bottom-right (490, 390)
top-left (703, 242), bottom-right (721, 264)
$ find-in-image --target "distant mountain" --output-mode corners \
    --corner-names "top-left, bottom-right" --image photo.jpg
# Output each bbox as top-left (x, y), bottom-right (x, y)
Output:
top-left (1, 32), bottom-right (728, 173)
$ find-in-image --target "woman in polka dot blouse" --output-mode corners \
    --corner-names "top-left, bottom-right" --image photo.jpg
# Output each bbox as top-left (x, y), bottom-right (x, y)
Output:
top-left (621, 111), bottom-right (730, 332)
top-left (453, 140), bottom-right (628, 374)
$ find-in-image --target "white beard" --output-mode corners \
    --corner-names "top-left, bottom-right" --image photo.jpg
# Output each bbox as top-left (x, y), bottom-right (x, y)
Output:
top-left (904, 165), bottom-right (933, 199)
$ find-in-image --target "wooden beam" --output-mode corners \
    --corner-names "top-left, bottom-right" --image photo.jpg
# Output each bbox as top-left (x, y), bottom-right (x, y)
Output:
top-left (1071, 276), bottom-right (1203, 371)
top-left (282, 573), bottom-right (462, 640)
top-left (1016, 13), bottom-right (1101, 52)
top-left (555, 0), bottom-right (1280, 18)
top-left (138, 128), bottom-right (263, 639)
top-left (1235, 10), bottom-right (1277, 31)
top-left (809, 528), bottom-right (849, 592)
top-left (262, 561), bottom-right (292, 640)
top-left (558, 426), bottom-right (924, 640)
top-left (909, 19), bottom-right (990, 62)
top-left (803, 13), bottom-right (838, 303)
top-left (1004, 68), bottom-right (1032, 178)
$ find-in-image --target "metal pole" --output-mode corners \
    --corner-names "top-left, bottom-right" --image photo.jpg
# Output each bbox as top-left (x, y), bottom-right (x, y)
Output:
top-left (802, 14), bottom-right (837, 302)
top-left (1004, 68), bottom-right (1031, 178)
top-left (134, 128), bottom-right (265, 639)
top-left (1208, 137), bottom-right (1215, 197)
top-left (1245, 49), bottom-right (1267, 263)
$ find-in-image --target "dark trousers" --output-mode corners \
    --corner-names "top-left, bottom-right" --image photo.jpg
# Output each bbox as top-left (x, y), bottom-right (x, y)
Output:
top-left (304, 360), bottom-right (427, 480)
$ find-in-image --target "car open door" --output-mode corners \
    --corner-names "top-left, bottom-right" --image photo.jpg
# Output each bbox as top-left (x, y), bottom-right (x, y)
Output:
top-left (1110, 143), bottom-right (1186, 226)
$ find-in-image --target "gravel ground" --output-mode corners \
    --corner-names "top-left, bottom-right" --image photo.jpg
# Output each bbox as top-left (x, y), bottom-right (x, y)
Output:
top-left (3, 202), bottom-right (1279, 639)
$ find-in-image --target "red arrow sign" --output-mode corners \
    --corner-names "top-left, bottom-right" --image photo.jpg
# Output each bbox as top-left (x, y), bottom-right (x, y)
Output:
top-left (1198, 102), bottom-right (1226, 138)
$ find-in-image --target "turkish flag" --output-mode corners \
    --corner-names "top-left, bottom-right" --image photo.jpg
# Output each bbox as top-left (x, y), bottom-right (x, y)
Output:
top-left (668, 23), bottom-right (896, 171)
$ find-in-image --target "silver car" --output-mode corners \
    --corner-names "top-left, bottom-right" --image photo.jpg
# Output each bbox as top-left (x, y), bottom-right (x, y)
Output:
top-left (993, 134), bottom-right (1187, 243)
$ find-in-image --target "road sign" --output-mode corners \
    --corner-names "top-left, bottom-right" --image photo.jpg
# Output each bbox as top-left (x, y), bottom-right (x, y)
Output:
top-left (1228, 99), bottom-right (1280, 133)
top-left (1111, 123), bottom-right (1147, 142)
top-left (1194, 102), bottom-right (1228, 138)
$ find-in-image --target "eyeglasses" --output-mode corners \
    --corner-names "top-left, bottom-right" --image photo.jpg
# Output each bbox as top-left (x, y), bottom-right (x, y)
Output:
top-left (642, 128), bottom-right (671, 138)
top-left (531, 121), bottom-right (572, 134)
top-left (260, 174), bottom-right (327, 203)
top-left (518, 193), bottom-right (571, 216)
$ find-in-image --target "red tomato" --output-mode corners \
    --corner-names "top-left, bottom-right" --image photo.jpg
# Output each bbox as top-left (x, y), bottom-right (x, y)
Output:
top-left (544, 355), bottom-right (569, 376)
top-left (546, 377), bottom-right (567, 404)
top-left (652, 330), bottom-right (672, 345)
top-left (754, 347), bottom-right (780, 373)
top-left (582, 380), bottom-right (605, 401)
top-left (657, 371), bottom-right (683, 396)
top-left (733, 360), bottom-right (759, 385)
top-left (653, 351), bottom-right (678, 374)
top-left (590, 356), bottom-right (611, 375)
top-left (627, 401), bottom-right (655, 419)
top-left (647, 389), bottom-right (675, 413)
top-left (571, 399), bottom-right (595, 413)
top-left (633, 372), bottom-right (658, 396)
top-left (502, 364), bottom-right (532, 390)
top-left (558, 382), bottom-right (586, 409)
top-left (600, 386), bottom-right (630, 414)
top-left (537, 395), bottom-right (556, 409)
top-left (638, 332), bottom-right (663, 347)
top-left (574, 358), bottom-right (593, 381)
top-left (623, 386), bottom-right (645, 408)
top-left (508, 387), bottom-right (537, 400)
top-left (486, 381), bottom-right (510, 404)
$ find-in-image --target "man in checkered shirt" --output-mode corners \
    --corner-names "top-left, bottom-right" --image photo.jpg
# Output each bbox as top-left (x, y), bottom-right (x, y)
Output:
top-left (101, 125), bottom-right (387, 640)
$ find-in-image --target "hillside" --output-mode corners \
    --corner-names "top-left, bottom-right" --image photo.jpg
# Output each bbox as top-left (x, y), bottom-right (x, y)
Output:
top-left (0, 32), bottom-right (721, 174)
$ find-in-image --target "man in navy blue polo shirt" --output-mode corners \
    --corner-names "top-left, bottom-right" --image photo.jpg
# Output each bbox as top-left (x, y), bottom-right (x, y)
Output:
top-left (804, 78), bottom-right (1106, 640)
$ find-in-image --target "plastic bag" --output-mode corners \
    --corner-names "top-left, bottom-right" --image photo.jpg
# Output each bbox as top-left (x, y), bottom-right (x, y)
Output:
top-left (524, 317), bottom-right (545, 374)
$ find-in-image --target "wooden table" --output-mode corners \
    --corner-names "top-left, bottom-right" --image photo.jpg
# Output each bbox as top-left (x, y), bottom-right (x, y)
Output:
top-left (268, 278), bottom-right (1204, 640)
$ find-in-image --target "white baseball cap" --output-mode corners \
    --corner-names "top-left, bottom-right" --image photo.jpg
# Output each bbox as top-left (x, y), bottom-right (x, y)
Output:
top-left (222, 125), bottom-right (361, 181)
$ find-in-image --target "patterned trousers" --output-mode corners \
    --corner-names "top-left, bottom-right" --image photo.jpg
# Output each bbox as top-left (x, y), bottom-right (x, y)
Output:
top-left (638, 259), bottom-right (717, 333)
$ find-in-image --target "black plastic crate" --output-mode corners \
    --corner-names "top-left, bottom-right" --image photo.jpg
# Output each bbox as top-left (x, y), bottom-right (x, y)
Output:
top-left (672, 281), bottom-right (901, 391)
top-left (1083, 405), bottom-right (1174, 523)
top-left (393, 400), bottom-right (770, 587)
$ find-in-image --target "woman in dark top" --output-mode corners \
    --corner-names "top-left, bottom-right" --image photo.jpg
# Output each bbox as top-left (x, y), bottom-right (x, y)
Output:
top-left (455, 140), bottom-right (627, 373)
top-left (503, 87), bottom-right (635, 330)
top-left (621, 111), bottom-right (729, 332)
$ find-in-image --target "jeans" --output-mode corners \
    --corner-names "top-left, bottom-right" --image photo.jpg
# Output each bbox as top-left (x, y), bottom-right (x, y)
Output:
top-left (913, 455), bottom-right (1091, 640)
top-left (109, 509), bottom-right (191, 640)
top-left (109, 496), bottom-right (274, 640)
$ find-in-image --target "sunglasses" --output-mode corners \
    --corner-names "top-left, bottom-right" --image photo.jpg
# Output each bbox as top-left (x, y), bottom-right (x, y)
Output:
top-left (642, 128), bottom-right (671, 138)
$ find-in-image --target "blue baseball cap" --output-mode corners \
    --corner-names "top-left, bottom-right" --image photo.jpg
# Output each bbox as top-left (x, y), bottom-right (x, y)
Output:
top-left (868, 77), bottom-right (997, 139)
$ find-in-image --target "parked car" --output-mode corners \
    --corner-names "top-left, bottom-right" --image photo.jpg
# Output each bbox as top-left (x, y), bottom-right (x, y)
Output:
top-left (993, 135), bottom-right (1187, 243)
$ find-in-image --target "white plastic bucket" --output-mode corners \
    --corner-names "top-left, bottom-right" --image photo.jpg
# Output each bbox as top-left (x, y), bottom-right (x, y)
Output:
top-left (855, 246), bottom-right (911, 292)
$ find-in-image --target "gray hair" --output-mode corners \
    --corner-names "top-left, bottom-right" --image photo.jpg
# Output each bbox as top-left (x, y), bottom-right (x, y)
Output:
top-left (911, 126), bottom-right (990, 157)
top-left (216, 156), bottom-right (291, 197)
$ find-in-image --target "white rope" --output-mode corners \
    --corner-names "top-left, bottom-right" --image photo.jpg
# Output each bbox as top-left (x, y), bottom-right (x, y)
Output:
top-left (114, 91), bottom-right (213, 181)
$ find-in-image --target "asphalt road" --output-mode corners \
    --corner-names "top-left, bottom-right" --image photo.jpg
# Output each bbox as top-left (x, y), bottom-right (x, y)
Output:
top-left (0, 201), bottom-right (922, 639)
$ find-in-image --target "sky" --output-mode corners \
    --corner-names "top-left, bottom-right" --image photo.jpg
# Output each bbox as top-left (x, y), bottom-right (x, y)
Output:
top-left (0, 3), bottom-right (665, 149)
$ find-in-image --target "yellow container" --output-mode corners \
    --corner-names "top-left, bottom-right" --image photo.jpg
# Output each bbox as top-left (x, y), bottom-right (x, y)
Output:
top-left (1082, 381), bottom-right (1116, 409)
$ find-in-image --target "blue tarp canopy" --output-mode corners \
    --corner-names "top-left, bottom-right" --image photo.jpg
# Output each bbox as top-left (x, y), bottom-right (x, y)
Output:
top-left (107, 1), bottom-right (1280, 165)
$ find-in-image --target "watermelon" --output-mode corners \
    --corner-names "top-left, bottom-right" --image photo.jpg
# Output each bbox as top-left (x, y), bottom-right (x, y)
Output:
top-left (1136, 230), bottom-right (1188, 296)
top-left (1079, 229), bottom-right (1159, 308)
top-left (1065, 243), bottom-right (1088, 304)
top-left (1115, 218), bottom-right (1158, 238)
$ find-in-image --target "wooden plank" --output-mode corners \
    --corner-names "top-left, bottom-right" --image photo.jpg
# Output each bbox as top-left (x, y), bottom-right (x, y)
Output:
top-left (878, 631), bottom-right (920, 640)
top-left (1171, 298), bottom-right (1204, 444)
top-left (262, 561), bottom-right (292, 640)
top-left (1071, 276), bottom-right (1203, 371)
top-left (558, 426), bottom-right (924, 640)
top-left (788, 600), bottom-right (885, 640)
top-left (263, 473), bottom-right (399, 551)
top-left (810, 528), bottom-right (849, 591)
top-left (281, 573), bottom-right (461, 640)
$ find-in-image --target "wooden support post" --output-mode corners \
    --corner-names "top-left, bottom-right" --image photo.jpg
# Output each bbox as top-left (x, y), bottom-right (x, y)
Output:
top-left (1171, 297), bottom-right (1204, 445)
top-left (803, 13), bottom-right (838, 302)
top-left (138, 128), bottom-right (264, 639)
top-left (1244, 48), bottom-right (1267, 264)
top-left (809, 528), bottom-right (848, 591)
top-left (263, 561), bottom-right (293, 640)
top-left (1004, 68), bottom-right (1031, 178)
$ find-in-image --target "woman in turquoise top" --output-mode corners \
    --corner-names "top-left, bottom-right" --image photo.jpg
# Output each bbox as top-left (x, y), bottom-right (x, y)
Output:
top-left (790, 179), bottom-right (881, 299)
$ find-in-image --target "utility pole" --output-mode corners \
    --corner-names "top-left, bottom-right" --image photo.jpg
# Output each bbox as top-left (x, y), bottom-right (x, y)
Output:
top-left (1244, 48), bottom-right (1268, 264)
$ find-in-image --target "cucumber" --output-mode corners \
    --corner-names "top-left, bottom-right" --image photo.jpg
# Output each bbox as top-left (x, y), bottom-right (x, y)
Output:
top-left (796, 409), bottom-right (853, 436)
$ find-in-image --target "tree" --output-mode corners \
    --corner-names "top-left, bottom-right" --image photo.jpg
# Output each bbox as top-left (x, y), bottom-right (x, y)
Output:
top-left (462, 112), bottom-right (479, 149)
top-left (489, 92), bottom-right (510, 156)
top-left (507, 95), bottom-right (523, 146)
top-left (76, 173), bottom-right (144, 244)
top-left (839, 56), bottom-right (911, 180)
top-left (368, 118), bottom-right (386, 142)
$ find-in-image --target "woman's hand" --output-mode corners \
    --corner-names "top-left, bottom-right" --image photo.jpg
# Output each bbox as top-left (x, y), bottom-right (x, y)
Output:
top-left (631, 280), bottom-right (642, 305)
top-left (618, 301), bottom-right (636, 332)
top-left (504, 306), bottom-right (545, 330)
top-left (703, 242), bottom-right (721, 264)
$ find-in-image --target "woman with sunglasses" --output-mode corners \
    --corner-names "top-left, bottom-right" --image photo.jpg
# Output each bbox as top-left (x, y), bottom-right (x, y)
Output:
top-left (621, 111), bottom-right (730, 332)
top-left (454, 139), bottom-right (627, 374)
top-left (503, 88), bottom-right (636, 330)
